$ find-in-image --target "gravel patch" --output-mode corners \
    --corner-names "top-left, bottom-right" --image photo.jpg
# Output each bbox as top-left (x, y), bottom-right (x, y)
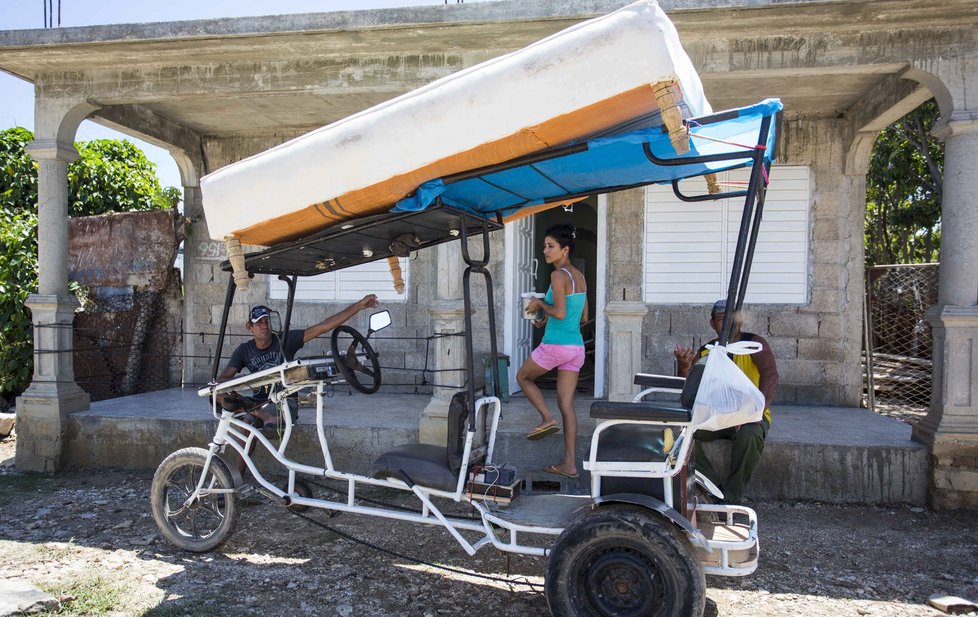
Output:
top-left (1, 435), bottom-right (976, 616)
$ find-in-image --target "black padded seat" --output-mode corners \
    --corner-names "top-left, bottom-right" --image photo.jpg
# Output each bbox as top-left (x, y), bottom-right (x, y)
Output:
top-left (595, 424), bottom-right (681, 500)
top-left (371, 443), bottom-right (457, 492)
top-left (598, 424), bottom-right (672, 461)
top-left (590, 401), bottom-right (690, 422)
top-left (633, 373), bottom-right (685, 389)
top-left (371, 391), bottom-right (471, 492)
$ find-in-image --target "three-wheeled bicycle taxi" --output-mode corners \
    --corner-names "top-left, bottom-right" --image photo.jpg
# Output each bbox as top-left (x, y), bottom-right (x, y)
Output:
top-left (151, 97), bottom-right (782, 616)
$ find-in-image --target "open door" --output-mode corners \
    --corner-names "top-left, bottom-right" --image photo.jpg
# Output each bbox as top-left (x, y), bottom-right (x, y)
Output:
top-left (504, 215), bottom-right (537, 396)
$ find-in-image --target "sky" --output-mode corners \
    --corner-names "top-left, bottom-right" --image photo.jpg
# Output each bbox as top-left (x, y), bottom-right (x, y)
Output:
top-left (0, 0), bottom-right (483, 193)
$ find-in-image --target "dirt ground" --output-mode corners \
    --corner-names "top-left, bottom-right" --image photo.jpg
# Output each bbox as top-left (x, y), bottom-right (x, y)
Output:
top-left (1, 434), bottom-right (977, 617)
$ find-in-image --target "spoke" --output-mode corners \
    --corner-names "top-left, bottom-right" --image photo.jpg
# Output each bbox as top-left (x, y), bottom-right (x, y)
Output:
top-left (200, 498), bottom-right (223, 518)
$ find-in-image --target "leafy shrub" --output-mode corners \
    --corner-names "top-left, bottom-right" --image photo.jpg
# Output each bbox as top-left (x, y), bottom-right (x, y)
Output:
top-left (0, 208), bottom-right (37, 400)
top-left (0, 127), bottom-right (179, 402)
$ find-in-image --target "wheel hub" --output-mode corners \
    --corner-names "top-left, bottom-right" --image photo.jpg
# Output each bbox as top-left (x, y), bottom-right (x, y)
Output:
top-left (585, 548), bottom-right (663, 614)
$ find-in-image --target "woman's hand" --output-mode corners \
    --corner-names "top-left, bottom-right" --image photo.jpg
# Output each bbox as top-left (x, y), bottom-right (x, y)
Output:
top-left (525, 298), bottom-right (545, 314)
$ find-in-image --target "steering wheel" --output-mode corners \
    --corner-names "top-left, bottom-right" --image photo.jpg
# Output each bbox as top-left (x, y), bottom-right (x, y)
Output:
top-left (330, 325), bottom-right (382, 394)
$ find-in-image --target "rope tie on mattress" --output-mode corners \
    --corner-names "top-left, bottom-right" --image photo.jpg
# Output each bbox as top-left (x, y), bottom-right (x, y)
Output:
top-left (687, 130), bottom-right (765, 153)
top-left (686, 123), bottom-right (770, 183)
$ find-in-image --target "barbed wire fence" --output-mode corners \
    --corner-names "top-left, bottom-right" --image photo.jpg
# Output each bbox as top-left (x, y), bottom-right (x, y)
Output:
top-left (37, 321), bottom-right (473, 402)
top-left (864, 263), bottom-right (938, 424)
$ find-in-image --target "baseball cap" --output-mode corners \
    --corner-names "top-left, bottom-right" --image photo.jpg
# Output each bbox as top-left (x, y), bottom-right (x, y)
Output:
top-left (249, 305), bottom-right (271, 323)
top-left (711, 299), bottom-right (727, 316)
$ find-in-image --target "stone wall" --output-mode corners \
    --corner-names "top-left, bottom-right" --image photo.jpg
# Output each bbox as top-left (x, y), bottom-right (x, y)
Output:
top-left (617, 116), bottom-right (864, 407)
top-left (182, 115), bottom-right (865, 407)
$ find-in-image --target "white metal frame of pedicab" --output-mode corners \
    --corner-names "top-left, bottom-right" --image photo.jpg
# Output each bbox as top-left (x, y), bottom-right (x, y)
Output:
top-left (181, 339), bottom-right (756, 577)
top-left (578, 383), bottom-right (760, 576)
top-left (162, 98), bottom-right (783, 588)
top-left (195, 358), bottom-right (567, 557)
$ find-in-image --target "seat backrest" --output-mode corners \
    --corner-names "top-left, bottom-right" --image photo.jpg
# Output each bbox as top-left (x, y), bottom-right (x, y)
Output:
top-left (447, 391), bottom-right (469, 474)
top-left (680, 356), bottom-right (707, 410)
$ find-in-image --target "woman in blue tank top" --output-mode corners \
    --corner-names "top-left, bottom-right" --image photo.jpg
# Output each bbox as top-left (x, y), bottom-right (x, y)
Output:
top-left (516, 223), bottom-right (588, 479)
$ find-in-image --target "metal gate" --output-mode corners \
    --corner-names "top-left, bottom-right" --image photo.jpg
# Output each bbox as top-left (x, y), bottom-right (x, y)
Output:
top-left (864, 263), bottom-right (938, 419)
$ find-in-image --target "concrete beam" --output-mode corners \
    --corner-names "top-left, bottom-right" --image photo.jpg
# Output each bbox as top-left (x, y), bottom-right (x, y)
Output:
top-left (844, 72), bottom-right (933, 176)
top-left (92, 104), bottom-right (204, 187)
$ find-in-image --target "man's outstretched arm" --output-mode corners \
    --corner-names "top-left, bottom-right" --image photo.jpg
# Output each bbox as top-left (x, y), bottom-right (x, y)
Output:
top-left (302, 294), bottom-right (379, 342)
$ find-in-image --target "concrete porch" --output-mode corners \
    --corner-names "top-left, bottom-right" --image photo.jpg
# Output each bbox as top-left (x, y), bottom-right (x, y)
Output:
top-left (65, 388), bottom-right (928, 505)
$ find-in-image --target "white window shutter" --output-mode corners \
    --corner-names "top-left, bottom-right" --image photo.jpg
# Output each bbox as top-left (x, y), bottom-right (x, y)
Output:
top-left (269, 258), bottom-right (410, 302)
top-left (644, 166), bottom-right (811, 304)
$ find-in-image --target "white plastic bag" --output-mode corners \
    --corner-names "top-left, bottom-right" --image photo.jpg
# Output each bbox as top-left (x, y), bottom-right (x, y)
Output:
top-left (690, 341), bottom-right (766, 432)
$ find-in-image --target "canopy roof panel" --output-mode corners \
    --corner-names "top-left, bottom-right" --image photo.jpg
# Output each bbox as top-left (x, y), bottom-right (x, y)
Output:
top-left (394, 98), bottom-right (783, 221)
top-left (229, 98), bottom-right (781, 278)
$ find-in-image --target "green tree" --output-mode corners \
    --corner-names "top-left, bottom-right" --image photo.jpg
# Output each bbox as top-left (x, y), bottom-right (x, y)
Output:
top-left (865, 99), bottom-right (944, 266)
top-left (70, 139), bottom-right (181, 216)
top-left (0, 127), bottom-right (180, 403)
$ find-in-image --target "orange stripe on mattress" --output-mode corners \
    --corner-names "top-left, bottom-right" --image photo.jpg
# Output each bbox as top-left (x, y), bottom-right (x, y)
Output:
top-left (234, 82), bottom-right (674, 246)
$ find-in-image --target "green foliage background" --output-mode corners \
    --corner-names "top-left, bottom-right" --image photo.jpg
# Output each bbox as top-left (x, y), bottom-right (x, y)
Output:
top-left (865, 99), bottom-right (944, 266)
top-left (0, 127), bottom-right (179, 402)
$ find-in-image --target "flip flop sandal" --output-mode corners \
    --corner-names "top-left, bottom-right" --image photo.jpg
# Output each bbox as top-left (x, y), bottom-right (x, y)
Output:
top-left (527, 425), bottom-right (559, 440)
top-left (544, 465), bottom-right (579, 479)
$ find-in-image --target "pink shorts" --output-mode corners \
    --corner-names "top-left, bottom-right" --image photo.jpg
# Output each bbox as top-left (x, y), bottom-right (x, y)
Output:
top-left (531, 343), bottom-right (586, 372)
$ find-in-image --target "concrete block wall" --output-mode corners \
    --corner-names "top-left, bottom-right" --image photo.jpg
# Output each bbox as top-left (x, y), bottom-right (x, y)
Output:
top-left (183, 137), bottom-right (511, 393)
top-left (618, 117), bottom-right (864, 408)
top-left (181, 110), bottom-right (865, 410)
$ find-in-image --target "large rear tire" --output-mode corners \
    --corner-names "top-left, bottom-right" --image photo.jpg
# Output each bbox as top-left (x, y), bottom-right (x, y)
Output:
top-left (151, 447), bottom-right (239, 552)
top-left (546, 505), bottom-right (706, 617)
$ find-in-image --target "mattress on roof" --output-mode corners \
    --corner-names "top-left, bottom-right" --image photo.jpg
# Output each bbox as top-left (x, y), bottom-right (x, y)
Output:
top-left (200, 0), bottom-right (710, 247)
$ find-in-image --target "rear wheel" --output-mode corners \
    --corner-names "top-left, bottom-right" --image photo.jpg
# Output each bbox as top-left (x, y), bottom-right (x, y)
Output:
top-left (151, 448), bottom-right (239, 552)
top-left (546, 505), bottom-right (706, 617)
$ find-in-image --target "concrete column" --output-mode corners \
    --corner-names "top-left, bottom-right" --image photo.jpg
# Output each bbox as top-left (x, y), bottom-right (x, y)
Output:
top-left (912, 117), bottom-right (978, 509)
top-left (16, 140), bottom-right (90, 472)
top-left (419, 243), bottom-right (466, 444)
top-left (605, 300), bottom-right (648, 402)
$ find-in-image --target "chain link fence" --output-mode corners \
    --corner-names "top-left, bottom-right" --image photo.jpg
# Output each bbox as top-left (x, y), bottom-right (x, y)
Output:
top-left (864, 263), bottom-right (938, 421)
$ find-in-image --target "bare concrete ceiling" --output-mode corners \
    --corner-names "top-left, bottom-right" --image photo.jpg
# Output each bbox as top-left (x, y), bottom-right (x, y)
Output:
top-left (0, 0), bottom-right (975, 140)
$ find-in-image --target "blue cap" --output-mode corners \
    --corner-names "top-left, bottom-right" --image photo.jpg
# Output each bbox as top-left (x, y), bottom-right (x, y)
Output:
top-left (711, 299), bottom-right (727, 316)
top-left (249, 305), bottom-right (271, 323)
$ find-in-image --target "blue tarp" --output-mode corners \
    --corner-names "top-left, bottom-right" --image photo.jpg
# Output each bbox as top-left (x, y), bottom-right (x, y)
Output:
top-left (393, 98), bottom-right (782, 220)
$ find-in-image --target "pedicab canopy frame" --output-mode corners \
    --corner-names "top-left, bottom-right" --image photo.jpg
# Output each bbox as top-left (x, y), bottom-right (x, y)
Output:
top-left (159, 99), bottom-right (783, 616)
top-left (212, 98), bottom-right (783, 413)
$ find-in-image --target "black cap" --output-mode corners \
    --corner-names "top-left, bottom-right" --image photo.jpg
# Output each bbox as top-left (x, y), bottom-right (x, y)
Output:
top-left (249, 305), bottom-right (271, 323)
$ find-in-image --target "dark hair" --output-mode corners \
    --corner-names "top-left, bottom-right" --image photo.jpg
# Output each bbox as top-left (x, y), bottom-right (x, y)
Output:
top-left (544, 223), bottom-right (576, 254)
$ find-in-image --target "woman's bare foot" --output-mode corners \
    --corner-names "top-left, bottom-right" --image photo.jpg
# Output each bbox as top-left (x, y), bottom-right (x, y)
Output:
top-left (533, 418), bottom-right (558, 432)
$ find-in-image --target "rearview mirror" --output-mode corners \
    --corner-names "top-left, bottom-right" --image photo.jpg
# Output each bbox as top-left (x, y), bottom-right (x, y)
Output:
top-left (368, 310), bottom-right (392, 334)
top-left (268, 310), bottom-right (282, 336)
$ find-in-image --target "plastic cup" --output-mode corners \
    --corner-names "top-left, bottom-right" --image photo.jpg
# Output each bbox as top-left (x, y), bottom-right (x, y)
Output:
top-left (521, 292), bottom-right (546, 321)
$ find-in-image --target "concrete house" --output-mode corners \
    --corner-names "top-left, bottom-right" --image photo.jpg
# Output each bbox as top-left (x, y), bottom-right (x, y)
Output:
top-left (2, 0), bottom-right (976, 508)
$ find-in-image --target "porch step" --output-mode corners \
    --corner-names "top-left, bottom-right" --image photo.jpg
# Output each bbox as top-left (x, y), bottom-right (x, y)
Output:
top-left (64, 389), bottom-right (928, 505)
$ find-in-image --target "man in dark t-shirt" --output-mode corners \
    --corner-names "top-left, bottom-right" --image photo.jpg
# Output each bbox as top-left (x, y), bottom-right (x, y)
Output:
top-left (674, 299), bottom-right (778, 504)
top-left (218, 295), bottom-right (379, 429)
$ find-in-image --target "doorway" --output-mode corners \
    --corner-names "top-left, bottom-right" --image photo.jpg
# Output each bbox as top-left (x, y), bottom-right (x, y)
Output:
top-left (504, 197), bottom-right (600, 395)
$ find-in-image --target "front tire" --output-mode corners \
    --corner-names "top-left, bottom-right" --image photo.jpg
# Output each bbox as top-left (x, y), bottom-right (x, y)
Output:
top-left (151, 447), bottom-right (239, 552)
top-left (546, 505), bottom-right (706, 617)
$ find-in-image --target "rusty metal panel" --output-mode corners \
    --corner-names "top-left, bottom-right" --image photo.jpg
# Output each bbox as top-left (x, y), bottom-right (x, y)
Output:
top-left (68, 210), bottom-right (183, 401)
top-left (68, 210), bottom-right (179, 290)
